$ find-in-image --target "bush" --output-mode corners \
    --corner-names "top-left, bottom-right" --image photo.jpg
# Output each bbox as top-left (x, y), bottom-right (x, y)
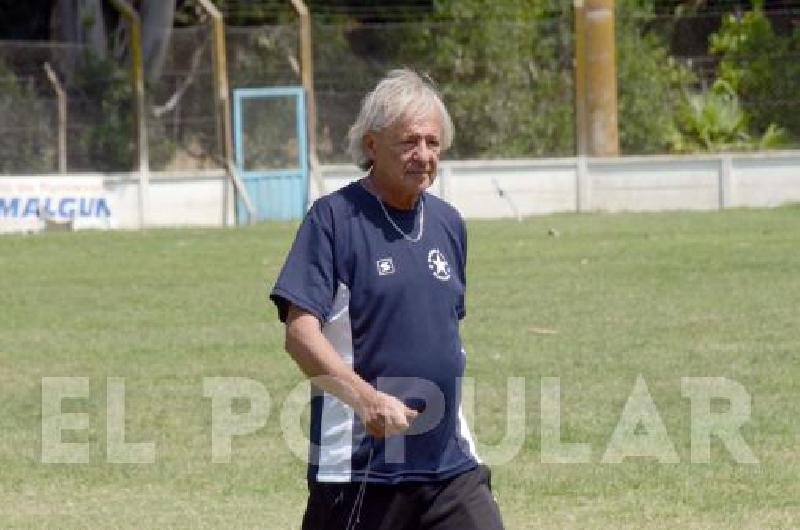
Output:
top-left (710, 6), bottom-right (800, 144)
top-left (397, 0), bottom-right (575, 159)
top-left (670, 79), bottom-right (787, 153)
top-left (0, 57), bottom-right (55, 173)
top-left (616, 1), bottom-right (694, 154)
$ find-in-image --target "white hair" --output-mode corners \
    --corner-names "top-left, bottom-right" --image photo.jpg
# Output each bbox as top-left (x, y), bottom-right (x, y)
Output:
top-left (346, 68), bottom-right (455, 170)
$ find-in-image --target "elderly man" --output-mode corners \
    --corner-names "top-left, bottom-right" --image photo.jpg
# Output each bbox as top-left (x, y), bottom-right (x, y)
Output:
top-left (270, 69), bottom-right (504, 530)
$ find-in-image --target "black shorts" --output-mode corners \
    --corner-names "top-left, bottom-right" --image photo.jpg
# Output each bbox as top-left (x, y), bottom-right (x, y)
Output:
top-left (301, 465), bottom-right (505, 530)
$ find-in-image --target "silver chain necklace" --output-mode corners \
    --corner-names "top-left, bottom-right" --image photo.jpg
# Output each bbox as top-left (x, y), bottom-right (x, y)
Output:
top-left (366, 179), bottom-right (425, 243)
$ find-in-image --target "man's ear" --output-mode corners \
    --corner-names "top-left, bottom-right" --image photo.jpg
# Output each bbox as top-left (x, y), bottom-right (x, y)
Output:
top-left (363, 133), bottom-right (377, 159)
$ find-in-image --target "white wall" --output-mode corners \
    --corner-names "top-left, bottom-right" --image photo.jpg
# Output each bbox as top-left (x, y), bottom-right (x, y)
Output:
top-left (320, 151), bottom-right (800, 219)
top-left (104, 171), bottom-right (232, 229)
top-left (588, 158), bottom-right (721, 212)
top-left (2, 152), bottom-right (799, 231)
top-left (441, 160), bottom-right (578, 218)
top-left (731, 155), bottom-right (800, 208)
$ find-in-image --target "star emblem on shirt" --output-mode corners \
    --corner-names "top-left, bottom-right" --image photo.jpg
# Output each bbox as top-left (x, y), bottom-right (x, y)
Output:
top-left (427, 248), bottom-right (451, 281)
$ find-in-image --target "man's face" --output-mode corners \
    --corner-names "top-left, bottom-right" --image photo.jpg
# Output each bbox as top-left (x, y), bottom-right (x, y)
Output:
top-left (364, 113), bottom-right (442, 198)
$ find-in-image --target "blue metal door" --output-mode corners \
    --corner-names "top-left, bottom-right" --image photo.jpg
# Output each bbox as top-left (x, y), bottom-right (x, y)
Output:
top-left (233, 87), bottom-right (308, 223)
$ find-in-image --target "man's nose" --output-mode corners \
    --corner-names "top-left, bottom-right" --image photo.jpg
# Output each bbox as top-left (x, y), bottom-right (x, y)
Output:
top-left (413, 140), bottom-right (436, 162)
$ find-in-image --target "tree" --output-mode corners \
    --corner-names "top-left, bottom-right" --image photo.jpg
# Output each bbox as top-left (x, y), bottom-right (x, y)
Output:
top-left (44, 1), bottom-right (178, 170)
top-left (666, 3), bottom-right (792, 153)
top-left (670, 79), bottom-right (786, 152)
top-left (395, 0), bottom-right (696, 157)
top-left (616, 0), bottom-right (694, 154)
top-left (709, 5), bottom-right (800, 143)
top-left (50, 0), bottom-right (175, 82)
top-left (0, 58), bottom-right (55, 173)
top-left (396, 0), bottom-right (575, 159)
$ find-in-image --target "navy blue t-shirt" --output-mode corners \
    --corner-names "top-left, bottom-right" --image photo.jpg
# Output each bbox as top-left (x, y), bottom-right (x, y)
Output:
top-left (270, 180), bottom-right (479, 484)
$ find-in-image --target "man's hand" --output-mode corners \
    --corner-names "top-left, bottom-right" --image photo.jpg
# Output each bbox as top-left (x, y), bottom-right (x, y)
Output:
top-left (356, 389), bottom-right (419, 438)
top-left (284, 304), bottom-right (418, 438)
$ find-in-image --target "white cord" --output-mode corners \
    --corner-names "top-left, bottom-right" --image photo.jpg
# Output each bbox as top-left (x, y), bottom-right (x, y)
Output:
top-left (345, 446), bottom-right (374, 530)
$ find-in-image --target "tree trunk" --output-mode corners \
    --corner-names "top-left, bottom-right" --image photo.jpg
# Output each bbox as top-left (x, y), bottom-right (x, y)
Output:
top-left (52, 0), bottom-right (78, 79)
top-left (51, 0), bottom-right (107, 80)
top-left (80, 0), bottom-right (107, 60)
top-left (140, 0), bottom-right (175, 82)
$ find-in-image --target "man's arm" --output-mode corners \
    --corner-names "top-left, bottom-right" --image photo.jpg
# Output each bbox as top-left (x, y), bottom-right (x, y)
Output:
top-left (284, 303), bottom-right (417, 437)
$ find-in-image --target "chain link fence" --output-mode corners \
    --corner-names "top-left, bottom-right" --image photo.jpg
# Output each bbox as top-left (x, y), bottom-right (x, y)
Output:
top-left (0, 41), bottom-right (74, 174)
top-left (0, 6), bottom-right (798, 175)
top-left (616, 6), bottom-right (800, 154)
top-left (312, 16), bottom-right (575, 163)
top-left (147, 24), bottom-right (218, 171)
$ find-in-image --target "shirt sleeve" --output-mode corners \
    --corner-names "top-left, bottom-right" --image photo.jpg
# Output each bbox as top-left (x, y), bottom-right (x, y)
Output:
top-left (269, 200), bottom-right (337, 323)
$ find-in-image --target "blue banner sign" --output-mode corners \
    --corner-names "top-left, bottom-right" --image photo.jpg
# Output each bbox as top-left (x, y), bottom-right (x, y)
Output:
top-left (0, 177), bottom-right (112, 232)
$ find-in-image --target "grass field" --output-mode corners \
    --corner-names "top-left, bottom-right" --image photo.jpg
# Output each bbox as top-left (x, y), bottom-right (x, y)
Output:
top-left (1, 207), bottom-right (799, 528)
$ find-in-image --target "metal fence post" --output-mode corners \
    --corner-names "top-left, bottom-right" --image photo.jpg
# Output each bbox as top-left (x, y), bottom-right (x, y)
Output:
top-left (43, 62), bottom-right (67, 174)
top-left (196, 0), bottom-right (239, 226)
top-left (290, 0), bottom-right (324, 201)
top-left (109, 0), bottom-right (149, 228)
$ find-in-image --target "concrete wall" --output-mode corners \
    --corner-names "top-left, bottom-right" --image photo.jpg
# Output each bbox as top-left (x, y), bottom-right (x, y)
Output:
top-left (3, 152), bottom-right (799, 231)
top-left (104, 170), bottom-right (231, 229)
top-left (588, 158), bottom-right (721, 213)
top-left (731, 155), bottom-right (800, 208)
top-left (316, 159), bottom-right (578, 217)
top-left (320, 151), bottom-right (800, 219)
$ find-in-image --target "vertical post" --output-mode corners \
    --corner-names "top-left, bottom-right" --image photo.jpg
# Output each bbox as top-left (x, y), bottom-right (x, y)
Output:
top-left (574, 0), bottom-right (590, 212)
top-left (289, 0), bottom-right (324, 199)
top-left (109, 0), bottom-right (149, 228)
top-left (575, 156), bottom-right (590, 213)
top-left (719, 155), bottom-right (733, 210)
top-left (197, 0), bottom-right (236, 226)
top-left (44, 62), bottom-right (67, 173)
top-left (573, 0), bottom-right (588, 159)
top-left (584, 0), bottom-right (619, 157)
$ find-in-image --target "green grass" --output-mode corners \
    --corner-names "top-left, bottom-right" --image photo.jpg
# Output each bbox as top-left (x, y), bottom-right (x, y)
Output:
top-left (1, 207), bottom-right (799, 528)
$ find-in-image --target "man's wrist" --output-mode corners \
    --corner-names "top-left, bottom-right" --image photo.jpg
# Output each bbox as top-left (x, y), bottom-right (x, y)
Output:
top-left (351, 378), bottom-right (378, 411)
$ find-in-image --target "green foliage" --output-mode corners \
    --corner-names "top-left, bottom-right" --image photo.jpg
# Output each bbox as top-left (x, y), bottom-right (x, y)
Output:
top-left (395, 0), bottom-right (695, 157)
top-left (709, 7), bottom-right (800, 143)
top-left (0, 57), bottom-right (55, 173)
top-left (310, 18), bottom-right (375, 163)
top-left (69, 55), bottom-right (135, 172)
top-left (710, 9), bottom-right (776, 94)
top-left (667, 6), bottom-right (794, 154)
top-left (0, 51), bottom-right (174, 174)
top-left (397, 0), bottom-right (575, 158)
top-left (616, 0), bottom-right (694, 154)
top-left (670, 79), bottom-right (787, 153)
top-left (68, 54), bottom-right (175, 172)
